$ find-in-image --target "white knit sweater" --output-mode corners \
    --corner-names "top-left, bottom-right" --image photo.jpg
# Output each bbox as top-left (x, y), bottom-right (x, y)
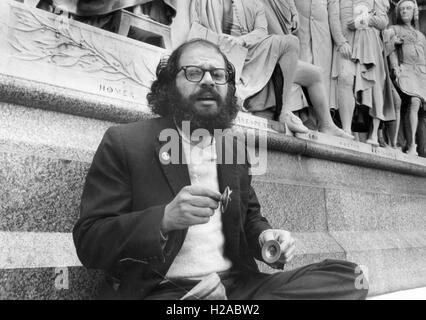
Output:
top-left (165, 132), bottom-right (233, 280)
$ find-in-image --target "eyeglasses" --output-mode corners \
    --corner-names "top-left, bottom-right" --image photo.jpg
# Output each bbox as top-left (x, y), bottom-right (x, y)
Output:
top-left (179, 66), bottom-right (230, 85)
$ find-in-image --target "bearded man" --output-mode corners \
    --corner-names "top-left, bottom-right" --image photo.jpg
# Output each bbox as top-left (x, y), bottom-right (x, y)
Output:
top-left (73, 39), bottom-right (368, 300)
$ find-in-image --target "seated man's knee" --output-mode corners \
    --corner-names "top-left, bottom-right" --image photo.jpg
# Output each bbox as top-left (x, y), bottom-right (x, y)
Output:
top-left (274, 34), bottom-right (299, 54)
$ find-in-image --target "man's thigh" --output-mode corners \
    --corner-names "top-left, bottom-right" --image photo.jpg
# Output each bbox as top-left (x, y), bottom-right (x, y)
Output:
top-left (227, 259), bottom-right (368, 300)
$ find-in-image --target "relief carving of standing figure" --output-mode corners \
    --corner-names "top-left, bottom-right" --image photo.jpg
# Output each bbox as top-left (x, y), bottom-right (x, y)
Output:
top-left (387, 0), bottom-right (426, 155)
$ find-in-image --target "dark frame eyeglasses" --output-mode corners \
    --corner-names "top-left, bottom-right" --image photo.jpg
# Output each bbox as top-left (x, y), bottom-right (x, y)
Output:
top-left (178, 65), bottom-right (230, 85)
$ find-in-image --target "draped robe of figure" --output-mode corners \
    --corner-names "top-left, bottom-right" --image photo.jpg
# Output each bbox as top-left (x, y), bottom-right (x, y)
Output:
top-left (190, 0), bottom-right (288, 111)
top-left (293, 0), bottom-right (347, 109)
top-left (331, 0), bottom-right (395, 122)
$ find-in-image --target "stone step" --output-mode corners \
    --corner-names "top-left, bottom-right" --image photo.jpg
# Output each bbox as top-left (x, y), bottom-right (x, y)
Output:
top-left (369, 287), bottom-right (426, 300)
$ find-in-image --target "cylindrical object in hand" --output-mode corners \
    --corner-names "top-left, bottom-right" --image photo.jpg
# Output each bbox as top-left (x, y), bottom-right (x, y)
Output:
top-left (261, 240), bottom-right (281, 264)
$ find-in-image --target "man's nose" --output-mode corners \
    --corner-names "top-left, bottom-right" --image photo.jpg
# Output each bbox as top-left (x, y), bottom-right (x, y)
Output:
top-left (199, 71), bottom-right (215, 86)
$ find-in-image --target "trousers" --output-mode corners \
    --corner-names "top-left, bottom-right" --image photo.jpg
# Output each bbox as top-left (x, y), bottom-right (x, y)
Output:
top-left (144, 259), bottom-right (369, 300)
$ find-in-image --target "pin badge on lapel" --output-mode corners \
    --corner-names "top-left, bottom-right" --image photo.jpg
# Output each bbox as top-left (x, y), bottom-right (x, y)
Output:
top-left (161, 152), bottom-right (171, 162)
top-left (219, 186), bottom-right (232, 214)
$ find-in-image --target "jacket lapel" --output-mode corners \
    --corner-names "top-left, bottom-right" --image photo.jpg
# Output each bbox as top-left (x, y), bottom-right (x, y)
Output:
top-left (154, 122), bottom-right (191, 260)
top-left (154, 131), bottom-right (191, 197)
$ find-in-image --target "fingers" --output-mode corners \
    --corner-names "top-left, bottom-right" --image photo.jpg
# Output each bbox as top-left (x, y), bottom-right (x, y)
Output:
top-left (186, 206), bottom-right (215, 218)
top-left (186, 185), bottom-right (221, 201)
top-left (284, 240), bottom-right (296, 262)
top-left (180, 206), bottom-right (215, 227)
top-left (278, 235), bottom-right (296, 263)
top-left (186, 214), bottom-right (211, 226)
top-left (278, 231), bottom-right (292, 252)
top-left (220, 34), bottom-right (240, 47)
top-left (188, 195), bottom-right (219, 210)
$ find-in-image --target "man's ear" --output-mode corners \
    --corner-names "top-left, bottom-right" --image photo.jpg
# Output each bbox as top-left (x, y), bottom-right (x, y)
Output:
top-left (156, 55), bottom-right (171, 78)
top-left (227, 60), bottom-right (236, 83)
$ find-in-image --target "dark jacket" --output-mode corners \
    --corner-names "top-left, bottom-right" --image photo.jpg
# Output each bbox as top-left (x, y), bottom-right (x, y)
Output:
top-left (73, 117), bottom-right (271, 299)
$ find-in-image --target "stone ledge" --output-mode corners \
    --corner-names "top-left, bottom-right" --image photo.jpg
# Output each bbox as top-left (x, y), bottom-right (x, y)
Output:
top-left (266, 130), bottom-right (426, 177)
top-left (0, 74), bottom-right (150, 123)
top-left (2, 75), bottom-right (425, 177)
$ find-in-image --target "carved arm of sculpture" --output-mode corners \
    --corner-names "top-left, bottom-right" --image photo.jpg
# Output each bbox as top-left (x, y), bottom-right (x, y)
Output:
top-left (369, 0), bottom-right (390, 30)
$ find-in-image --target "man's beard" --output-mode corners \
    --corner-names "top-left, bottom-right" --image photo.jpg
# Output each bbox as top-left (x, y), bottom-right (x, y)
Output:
top-left (170, 86), bottom-right (239, 135)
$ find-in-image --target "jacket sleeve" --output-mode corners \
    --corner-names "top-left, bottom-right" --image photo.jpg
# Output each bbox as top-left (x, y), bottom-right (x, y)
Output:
top-left (328, 0), bottom-right (348, 47)
top-left (73, 127), bottom-right (167, 271)
top-left (243, 151), bottom-right (272, 261)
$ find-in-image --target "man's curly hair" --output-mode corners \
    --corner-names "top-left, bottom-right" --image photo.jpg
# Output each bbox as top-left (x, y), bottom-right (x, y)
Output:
top-left (147, 39), bottom-right (237, 117)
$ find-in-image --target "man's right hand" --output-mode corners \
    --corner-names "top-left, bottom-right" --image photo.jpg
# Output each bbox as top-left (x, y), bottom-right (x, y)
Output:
top-left (219, 34), bottom-right (245, 47)
top-left (161, 186), bottom-right (221, 234)
top-left (338, 42), bottom-right (352, 60)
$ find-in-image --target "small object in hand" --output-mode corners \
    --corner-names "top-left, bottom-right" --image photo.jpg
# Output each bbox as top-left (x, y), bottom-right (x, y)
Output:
top-left (262, 240), bottom-right (281, 264)
top-left (219, 187), bottom-right (232, 214)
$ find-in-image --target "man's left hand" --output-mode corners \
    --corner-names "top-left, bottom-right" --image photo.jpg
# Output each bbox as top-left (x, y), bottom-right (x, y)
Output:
top-left (220, 34), bottom-right (245, 47)
top-left (259, 229), bottom-right (296, 264)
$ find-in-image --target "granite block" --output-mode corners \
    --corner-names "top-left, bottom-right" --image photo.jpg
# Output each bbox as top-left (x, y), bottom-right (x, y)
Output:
top-left (0, 267), bottom-right (103, 300)
top-left (252, 180), bottom-right (327, 233)
top-left (0, 102), bottom-right (113, 160)
top-left (264, 150), bottom-right (426, 197)
top-left (0, 152), bottom-right (88, 232)
top-left (326, 189), bottom-right (426, 232)
top-left (390, 194), bottom-right (426, 232)
top-left (0, 232), bottom-right (81, 269)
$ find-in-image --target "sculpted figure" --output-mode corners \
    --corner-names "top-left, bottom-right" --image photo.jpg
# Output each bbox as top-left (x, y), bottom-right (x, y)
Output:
top-left (331, 0), bottom-right (396, 145)
top-left (387, 0), bottom-right (426, 156)
top-left (261, 0), bottom-right (353, 139)
top-left (293, 0), bottom-right (346, 110)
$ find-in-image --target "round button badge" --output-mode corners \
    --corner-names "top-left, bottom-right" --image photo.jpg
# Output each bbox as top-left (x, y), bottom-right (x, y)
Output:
top-left (161, 152), bottom-right (170, 162)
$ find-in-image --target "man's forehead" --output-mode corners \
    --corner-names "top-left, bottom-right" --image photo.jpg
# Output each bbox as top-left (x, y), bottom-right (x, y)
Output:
top-left (400, 1), bottom-right (414, 8)
top-left (179, 44), bottom-right (226, 67)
